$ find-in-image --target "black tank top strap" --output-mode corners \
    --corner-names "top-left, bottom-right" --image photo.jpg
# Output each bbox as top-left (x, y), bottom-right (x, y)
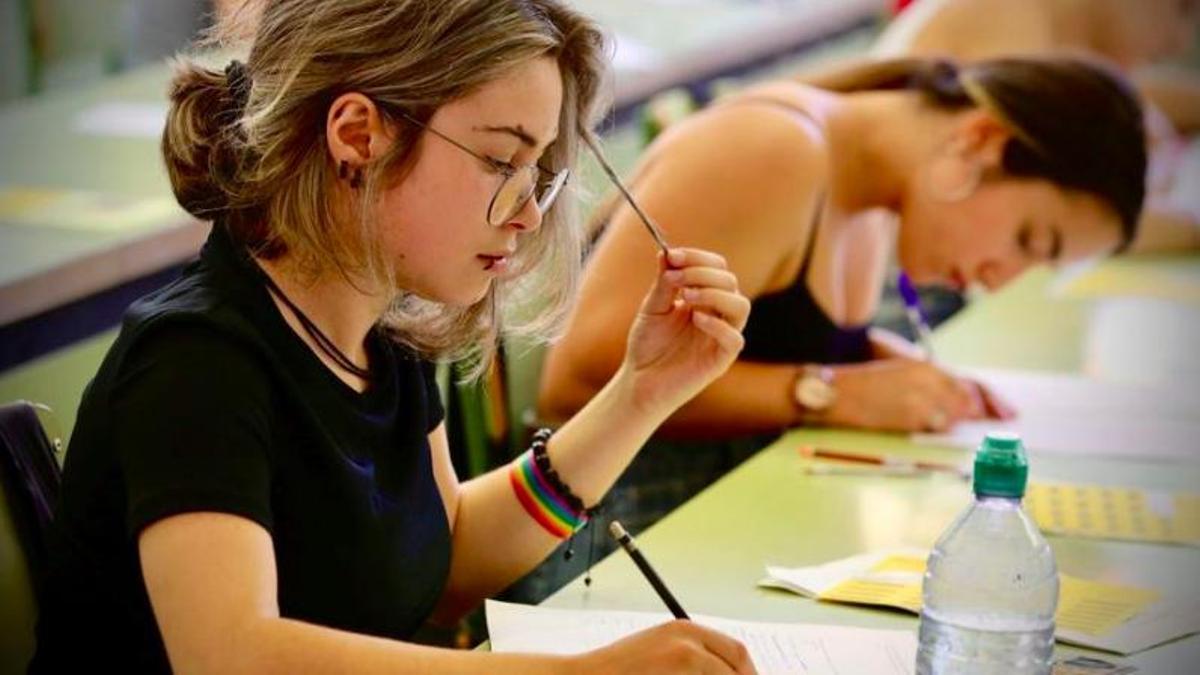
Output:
top-left (725, 96), bottom-right (872, 366)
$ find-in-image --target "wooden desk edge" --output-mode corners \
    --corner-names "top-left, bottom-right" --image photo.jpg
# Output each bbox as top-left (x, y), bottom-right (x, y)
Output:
top-left (0, 215), bottom-right (209, 325)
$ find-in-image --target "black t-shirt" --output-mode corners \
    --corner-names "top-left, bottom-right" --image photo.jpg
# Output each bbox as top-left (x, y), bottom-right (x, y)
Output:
top-left (30, 225), bottom-right (451, 673)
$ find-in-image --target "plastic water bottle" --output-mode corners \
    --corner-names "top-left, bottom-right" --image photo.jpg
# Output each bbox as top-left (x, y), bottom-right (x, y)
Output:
top-left (916, 432), bottom-right (1059, 674)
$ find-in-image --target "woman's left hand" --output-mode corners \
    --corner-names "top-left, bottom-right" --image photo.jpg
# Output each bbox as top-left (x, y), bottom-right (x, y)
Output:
top-left (622, 248), bottom-right (751, 416)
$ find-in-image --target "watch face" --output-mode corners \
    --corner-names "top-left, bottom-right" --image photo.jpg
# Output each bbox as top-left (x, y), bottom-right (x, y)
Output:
top-left (796, 375), bottom-right (836, 410)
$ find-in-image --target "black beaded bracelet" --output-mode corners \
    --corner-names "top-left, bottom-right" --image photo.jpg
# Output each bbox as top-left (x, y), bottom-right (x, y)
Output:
top-left (525, 428), bottom-right (605, 582)
top-left (530, 427), bottom-right (599, 517)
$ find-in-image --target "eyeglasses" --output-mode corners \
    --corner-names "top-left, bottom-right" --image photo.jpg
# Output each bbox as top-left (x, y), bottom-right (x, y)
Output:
top-left (399, 112), bottom-right (569, 227)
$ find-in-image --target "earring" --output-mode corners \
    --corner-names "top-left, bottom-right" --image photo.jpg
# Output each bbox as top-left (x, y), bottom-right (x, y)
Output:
top-left (338, 161), bottom-right (364, 189)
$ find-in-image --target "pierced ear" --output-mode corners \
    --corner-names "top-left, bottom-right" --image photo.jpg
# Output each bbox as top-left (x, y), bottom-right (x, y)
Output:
top-left (326, 92), bottom-right (395, 167)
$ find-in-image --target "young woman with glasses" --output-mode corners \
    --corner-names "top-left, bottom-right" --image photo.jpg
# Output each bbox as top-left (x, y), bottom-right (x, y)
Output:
top-left (31, 1), bottom-right (755, 673)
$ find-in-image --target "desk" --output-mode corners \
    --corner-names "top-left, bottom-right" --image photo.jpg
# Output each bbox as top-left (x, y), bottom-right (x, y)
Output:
top-left (534, 255), bottom-right (1200, 671)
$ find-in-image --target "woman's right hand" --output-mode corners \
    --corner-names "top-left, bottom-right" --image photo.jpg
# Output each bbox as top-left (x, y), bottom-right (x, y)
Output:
top-left (573, 620), bottom-right (757, 674)
top-left (823, 358), bottom-right (985, 433)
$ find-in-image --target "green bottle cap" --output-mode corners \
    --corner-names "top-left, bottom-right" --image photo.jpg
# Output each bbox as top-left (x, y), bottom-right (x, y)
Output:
top-left (973, 432), bottom-right (1029, 498)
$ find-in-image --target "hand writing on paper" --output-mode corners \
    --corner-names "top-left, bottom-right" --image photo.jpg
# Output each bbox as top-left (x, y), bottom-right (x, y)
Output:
top-left (960, 376), bottom-right (1017, 421)
top-left (574, 619), bottom-right (757, 675)
top-left (825, 358), bottom-right (1014, 432)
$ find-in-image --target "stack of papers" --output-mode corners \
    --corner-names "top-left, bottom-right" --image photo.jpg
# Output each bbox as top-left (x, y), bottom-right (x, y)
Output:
top-left (913, 369), bottom-right (1200, 462)
top-left (486, 599), bottom-right (917, 674)
top-left (761, 550), bottom-right (1195, 655)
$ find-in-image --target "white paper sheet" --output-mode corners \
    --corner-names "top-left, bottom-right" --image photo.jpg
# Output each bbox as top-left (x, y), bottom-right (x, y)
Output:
top-left (912, 369), bottom-right (1200, 462)
top-left (761, 548), bottom-right (930, 598)
top-left (486, 600), bottom-right (917, 674)
top-left (74, 101), bottom-right (168, 139)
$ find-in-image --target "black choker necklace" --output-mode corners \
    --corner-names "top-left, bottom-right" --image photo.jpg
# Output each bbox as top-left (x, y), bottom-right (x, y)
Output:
top-left (257, 266), bottom-right (372, 381)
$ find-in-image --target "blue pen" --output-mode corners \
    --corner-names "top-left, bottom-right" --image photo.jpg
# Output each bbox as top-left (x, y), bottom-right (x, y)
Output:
top-left (897, 272), bottom-right (936, 359)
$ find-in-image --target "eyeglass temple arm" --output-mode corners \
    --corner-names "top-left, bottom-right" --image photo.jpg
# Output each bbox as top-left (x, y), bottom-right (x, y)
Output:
top-left (581, 132), bottom-right (671, 257)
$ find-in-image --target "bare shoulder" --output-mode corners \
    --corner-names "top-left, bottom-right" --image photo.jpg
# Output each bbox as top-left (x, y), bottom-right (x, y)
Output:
top-left (604, 81), bottom-right (832, 298)
top-left (647, 81), bottom-right (831, 212)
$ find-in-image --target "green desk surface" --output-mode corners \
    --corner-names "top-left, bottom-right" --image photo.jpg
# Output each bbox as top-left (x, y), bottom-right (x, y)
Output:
top-left (540, 430), bottom-right (1200, 671)
top-left (0, 329), bottom-right (117, 442)
top-left (530, 255), bottom-right (1200, 670)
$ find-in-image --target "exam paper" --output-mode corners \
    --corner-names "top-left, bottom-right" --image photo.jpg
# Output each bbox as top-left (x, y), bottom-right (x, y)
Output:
top-left (1056, 592), bottom-right (1200, 655)
top-left (486, 599), bottom-right (917, 674)
top-left (1024, 482), bottom-right (1200, 547)
top-left (762, 551), bottom-right (1185, 655)
top-left (912, 369), bottom-right (1200, 462)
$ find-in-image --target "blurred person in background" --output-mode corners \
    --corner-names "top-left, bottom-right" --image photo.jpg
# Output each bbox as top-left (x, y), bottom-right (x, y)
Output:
top-left (869, 0), bottom-right (1200, 252)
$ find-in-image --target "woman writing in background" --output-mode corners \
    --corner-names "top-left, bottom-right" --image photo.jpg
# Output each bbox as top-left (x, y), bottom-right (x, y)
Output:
top-left (32, 1), bottom-right (754, 673)
top-left (538, 56), bottom-right (1146, 538)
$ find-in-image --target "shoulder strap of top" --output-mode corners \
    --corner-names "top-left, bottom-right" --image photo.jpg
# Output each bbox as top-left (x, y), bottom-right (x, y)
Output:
top-left (722, 95), bottom-right (822, 129)
top-left (720, 95), bottom-right (827, 276)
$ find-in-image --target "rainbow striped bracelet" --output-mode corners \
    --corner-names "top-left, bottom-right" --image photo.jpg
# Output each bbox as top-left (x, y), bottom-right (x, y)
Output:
top-left (509, 446), bottom-right (587, 539)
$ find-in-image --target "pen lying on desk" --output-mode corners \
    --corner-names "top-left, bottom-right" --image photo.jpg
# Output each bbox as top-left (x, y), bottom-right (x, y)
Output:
top-left (609, 520), bottom-right (690, 620)
top-left (798, 445), bottom-right (970, 480)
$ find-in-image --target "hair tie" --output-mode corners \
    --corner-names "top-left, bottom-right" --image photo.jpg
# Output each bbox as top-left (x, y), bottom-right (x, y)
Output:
top-left (929, 59), bottom-right (960, 90)
top-left (959, 74), bottom-right (1047, 159)
top-left (224, 60), bottom-right (252, 118)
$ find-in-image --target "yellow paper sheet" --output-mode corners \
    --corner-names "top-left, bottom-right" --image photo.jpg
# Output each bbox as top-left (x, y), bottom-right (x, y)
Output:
top-left (817, 555), bottom-right (924, 613)
top-left (1056, 576), bottom-right (1162, 637)
top-left (817, 554), bottom-right (1160, 637)
top-left (1025, 482), bottom-right (1200, 547)
top-left (0, 186), bottom-right (180, 233)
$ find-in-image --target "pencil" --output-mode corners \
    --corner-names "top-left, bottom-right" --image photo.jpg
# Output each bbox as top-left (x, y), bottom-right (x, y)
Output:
top-left (581, 133), bottom-right (672, 256)
top-left (798, 445), bottom-right (969, 479)
top-left (608, 520), bottom-right (690, 620)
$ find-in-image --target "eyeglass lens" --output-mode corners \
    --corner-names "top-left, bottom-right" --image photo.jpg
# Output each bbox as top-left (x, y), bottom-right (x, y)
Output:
top-left (488, 167), bottom-right (567, 226)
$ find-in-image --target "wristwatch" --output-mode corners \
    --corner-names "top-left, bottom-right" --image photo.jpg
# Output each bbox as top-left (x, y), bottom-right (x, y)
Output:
top-left (792, 365), bottom-right (837, 424)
